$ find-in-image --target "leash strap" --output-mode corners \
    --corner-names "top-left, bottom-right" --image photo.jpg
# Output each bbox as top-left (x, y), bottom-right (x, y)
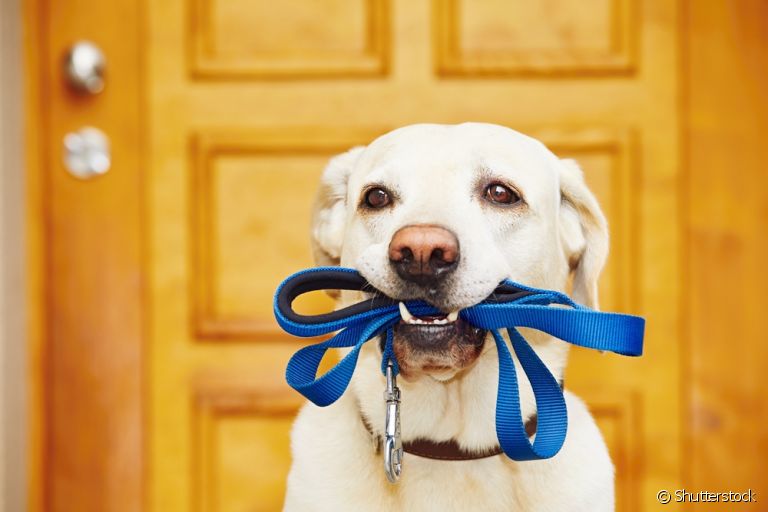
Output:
top-left (273, 266), bottom-right (644, 460)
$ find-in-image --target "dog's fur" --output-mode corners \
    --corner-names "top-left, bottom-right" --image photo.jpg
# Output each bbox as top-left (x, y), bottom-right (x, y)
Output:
top-left (284, 123), bottom-right (614, 511)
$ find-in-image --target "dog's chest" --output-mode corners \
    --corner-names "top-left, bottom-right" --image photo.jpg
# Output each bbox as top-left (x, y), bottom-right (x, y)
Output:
top-left (326, 453), bottom-right (529, 512)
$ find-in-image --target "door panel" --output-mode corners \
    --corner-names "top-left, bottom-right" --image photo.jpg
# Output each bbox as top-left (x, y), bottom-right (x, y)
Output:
top-left (192, 388), bottom-right (298, 512)
top-left (189, 129), bottom-right (381, 339)
top-left (434, 0), bottom-right (636, 75)
top-left (189, 0), bottom-right (388, 77)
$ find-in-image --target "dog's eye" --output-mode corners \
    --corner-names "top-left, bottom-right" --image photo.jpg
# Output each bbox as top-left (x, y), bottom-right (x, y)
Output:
top-left (484, 183), bottom-right (520, 205)
top-left (363, 187), bottom-right (391, 209)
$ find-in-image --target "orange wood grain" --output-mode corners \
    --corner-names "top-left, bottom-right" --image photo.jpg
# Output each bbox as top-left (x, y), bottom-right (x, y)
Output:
top-left (34, 0), bottom-right (768, 509)
top-left (683, 0), bottom-right (768, 497)
top-left (27, 0), bottom-right (146, 510)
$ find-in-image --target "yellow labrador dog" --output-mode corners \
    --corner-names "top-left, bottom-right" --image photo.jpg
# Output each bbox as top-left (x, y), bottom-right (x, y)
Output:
top-left (284, 123), bottom-right (613, 511)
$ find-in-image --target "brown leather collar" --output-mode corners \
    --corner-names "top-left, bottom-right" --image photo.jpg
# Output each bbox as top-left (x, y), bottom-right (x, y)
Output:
top-left (360, 412), bottom-right (535, 461)
top-left (358, 380), bottom-right (563, 461)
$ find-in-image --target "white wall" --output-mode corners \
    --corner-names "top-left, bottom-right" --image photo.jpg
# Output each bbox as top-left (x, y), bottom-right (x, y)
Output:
top-left (0, 0), bottom-right (26, 509)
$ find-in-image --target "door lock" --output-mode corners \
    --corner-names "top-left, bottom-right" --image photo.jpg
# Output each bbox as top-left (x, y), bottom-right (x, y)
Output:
top-left (63, 127), bottom-right (111, 179)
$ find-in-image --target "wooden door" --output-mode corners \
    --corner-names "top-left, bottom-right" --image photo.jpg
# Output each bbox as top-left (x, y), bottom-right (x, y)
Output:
top-left (30, 0), bottom-right (693, 511)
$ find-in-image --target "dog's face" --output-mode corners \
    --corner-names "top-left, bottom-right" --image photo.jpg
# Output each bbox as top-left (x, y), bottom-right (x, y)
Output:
top-left (312, 123), bottom-right (607, 381)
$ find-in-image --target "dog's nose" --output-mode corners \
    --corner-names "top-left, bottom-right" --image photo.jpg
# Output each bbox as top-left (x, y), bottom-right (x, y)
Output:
top-left (388, 225), bottom-right (459, 286)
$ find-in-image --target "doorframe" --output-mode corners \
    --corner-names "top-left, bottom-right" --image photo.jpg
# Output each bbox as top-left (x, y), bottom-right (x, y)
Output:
top-left (23, 0), bottom-right (46, 508)
top-left (24, 0), bottom-right (147, 510)
top-left (680, 0), bottom-right (768, 494)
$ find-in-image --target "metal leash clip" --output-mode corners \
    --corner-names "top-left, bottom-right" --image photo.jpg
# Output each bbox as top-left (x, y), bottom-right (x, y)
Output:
top-left (383, 361), bottom-right (403, 483)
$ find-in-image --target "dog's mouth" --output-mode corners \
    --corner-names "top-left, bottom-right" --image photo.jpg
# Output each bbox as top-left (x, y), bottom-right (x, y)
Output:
top-left (389, 302), bottom-right (487, 381)
top-left (397, 302), bottom-right (460, 326)
top-left (355, 278), bottom-right (528, 381)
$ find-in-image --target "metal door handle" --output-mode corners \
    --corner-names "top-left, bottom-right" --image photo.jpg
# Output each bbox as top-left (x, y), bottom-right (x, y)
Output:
top-left (64, 41), bottom-right (106, 95)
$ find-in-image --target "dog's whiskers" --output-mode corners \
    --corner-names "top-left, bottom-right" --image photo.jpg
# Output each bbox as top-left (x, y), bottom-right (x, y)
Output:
top-left (360, 282), bottom-right (384, 311)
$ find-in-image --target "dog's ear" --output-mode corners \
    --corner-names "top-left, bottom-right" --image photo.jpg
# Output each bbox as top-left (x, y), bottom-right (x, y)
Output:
top-left (557, 159), bottom-right (609, 309)
top-left (311, 146), bottom-right (365, 266)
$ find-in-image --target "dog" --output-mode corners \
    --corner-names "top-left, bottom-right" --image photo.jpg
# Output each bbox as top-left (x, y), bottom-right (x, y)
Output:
top-left (283, 123), bottom-right (614, 511)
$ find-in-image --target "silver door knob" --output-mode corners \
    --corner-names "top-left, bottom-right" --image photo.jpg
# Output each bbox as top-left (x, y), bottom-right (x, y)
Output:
top-left (64, 41), bottom-right (106, 94)
top-left (63, 127), bottom-right (111, 179)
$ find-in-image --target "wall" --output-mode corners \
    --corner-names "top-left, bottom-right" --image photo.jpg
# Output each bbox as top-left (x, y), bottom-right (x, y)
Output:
top-left (0, 0), bottom-right (26, 509)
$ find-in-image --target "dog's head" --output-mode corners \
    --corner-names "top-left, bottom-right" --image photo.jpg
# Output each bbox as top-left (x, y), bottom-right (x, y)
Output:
top-left (311, 123), bottom-right (607, 381)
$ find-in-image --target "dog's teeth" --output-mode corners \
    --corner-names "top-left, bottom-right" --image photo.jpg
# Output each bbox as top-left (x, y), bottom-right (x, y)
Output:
top-left (400, 303), bottom-right (460, 326)
top-left (399, 302), bottom-right (416, 324)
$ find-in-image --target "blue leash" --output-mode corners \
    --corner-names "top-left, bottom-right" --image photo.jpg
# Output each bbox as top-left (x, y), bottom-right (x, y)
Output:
top-left (274, 266), bottom-right (644, 462)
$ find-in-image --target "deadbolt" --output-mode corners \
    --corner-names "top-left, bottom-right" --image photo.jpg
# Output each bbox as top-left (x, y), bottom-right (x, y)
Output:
top-left (64, 41), bottom-right (106, 94)
top-left (63, 127), bottom-right (111, 179)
